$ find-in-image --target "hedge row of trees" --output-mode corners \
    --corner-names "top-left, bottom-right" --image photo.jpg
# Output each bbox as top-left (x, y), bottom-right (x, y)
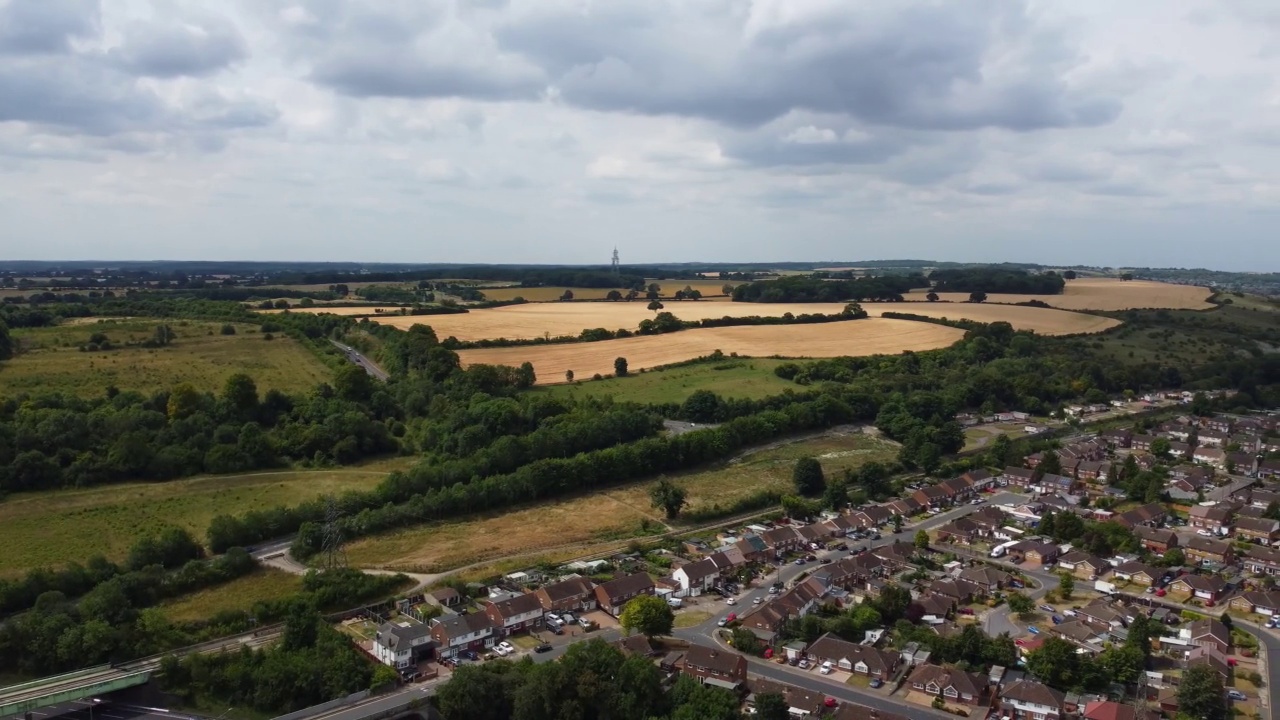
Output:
top-left (928, 268), bottom-right (1066, 294)
top-left (731, 274), bottom-right (927, 303)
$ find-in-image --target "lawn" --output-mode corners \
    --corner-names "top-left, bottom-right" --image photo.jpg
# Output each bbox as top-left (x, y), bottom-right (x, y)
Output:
top-left (540, 357), bottom-right (798, 404)
top-left (0, 459), bottom-right (412, 577)
top-left (158, 568), bottom-right (303, 623)
top-left (3, 319), bottom-right (331, 397)
top-left (673, 611), bottom-right (713, 628)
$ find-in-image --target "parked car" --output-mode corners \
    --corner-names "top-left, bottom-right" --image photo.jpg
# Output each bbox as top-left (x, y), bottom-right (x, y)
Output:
top-left (1145, 586), bottom-right (1155, 594)
top-left (546, 613), bottom-right (561, 624)
top-left (1052, 615), bottom-right (1063, 624)
top-left (1028, 626), bottom-right (1040, 634)
top-left (788, 656), bottom-right (800, 666)
top-left (497, 641), bottom-right (515, 655)
top-left (1228, 690), bottom-right (1248, 702)
top-left (725, 613), bottom-right (737, 623)
top-left (493, 645), bottom-right (510, 656)
top-left (798, 658), bottom-right (811, 670)
top-left (835, 543), bottom-right (849, 551)
top-left (1197, 529), bottom-right (1213, 537)
top-left (1009, 580), bottom-right (1024, 588)
top-left (805, 554), bottom-right (817, 561)
top-left (820, 661), bottom-right (833, 675)
top-left (561, 613), bottom-right (576, 625)
top-left (1039, 604), bottom-right (1054, 612)
top-left (958, 608), bottom-right (974, 615)
top-left (769, 587), bottom-right (780, 595)
top-left (970, 498), bottom-right (983, 505)
top-left (869, 678), bottom-right (883, 689)
top-left (549, 625), bottom-right (563, 635)
top-left (534, 643), bottom-right (553, 653)
top-left (763, 647), bottom-right (774, 659)
top-left (795, 558), bottom-right (805, 566)
top-left (1155, 588), bottom-right (1166, 597)
top-left (821, 558), bottom-right (832, 564)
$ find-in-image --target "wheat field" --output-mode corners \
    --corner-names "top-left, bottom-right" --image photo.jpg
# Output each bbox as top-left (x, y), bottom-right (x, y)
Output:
top-left (456, 318), bottom-right (965, 383)
top-left (909, 278), bottom-right (1212, 311)
top-left (370, 299), bottom-right (1117, 340)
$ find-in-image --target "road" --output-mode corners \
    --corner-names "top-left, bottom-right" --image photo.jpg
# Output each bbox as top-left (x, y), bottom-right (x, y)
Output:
top-left (329, 340), bottom-right (389, 382)
top-left (11, 700), bottom-right (219, 720)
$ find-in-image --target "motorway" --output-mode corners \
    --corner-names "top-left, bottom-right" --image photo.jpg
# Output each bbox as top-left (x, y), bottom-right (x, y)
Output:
top-left (10, 701), bottom-right (218, 720)
top-left (329, 341), bottom-right (389, 382)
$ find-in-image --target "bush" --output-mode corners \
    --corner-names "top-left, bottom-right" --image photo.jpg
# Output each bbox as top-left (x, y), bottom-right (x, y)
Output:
top-left (220, 324), bottom-right (236, 335)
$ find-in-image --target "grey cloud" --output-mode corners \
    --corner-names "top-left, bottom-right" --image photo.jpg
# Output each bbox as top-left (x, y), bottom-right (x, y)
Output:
top-left (0, 58), bottom-right (167, 136)
top-left (496, 1), bottom-right (1121, 132)
top-left (312, 51), bottom-right (542, 100)
top-left (1023, 160), bottom-right (1112, 183)
top-left (0, 0), bottom-right (99, 56)
top-left (109, 17), bottom-right (247, 78)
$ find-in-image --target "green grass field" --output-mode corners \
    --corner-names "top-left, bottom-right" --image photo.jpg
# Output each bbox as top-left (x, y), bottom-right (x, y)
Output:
top-left (2, 319), bottom-right (331, 397)
top-left (1089, 303), bottom-right (1280, 367)
top-left (0, 458), bottom-right (413, 577)
top-left (541, 358), bottom-right (798, 404)
top-left (158, 568), bottom-right (304, 622)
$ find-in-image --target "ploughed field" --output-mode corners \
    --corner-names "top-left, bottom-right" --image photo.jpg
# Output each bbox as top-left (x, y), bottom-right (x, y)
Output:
top-left (367, 300), bottom-right (1119, 341)
top-left (909, 278), bottom-right (1212, 311)
top-left (455, 318), bottom-right (965, 384)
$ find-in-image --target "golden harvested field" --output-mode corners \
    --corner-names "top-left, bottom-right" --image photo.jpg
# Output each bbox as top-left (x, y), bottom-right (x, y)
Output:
top-left (457, 318), bottom-right (964, 383)
top-left (344, 493), bottom-right (660, 573)
top-left (909, 278), bottom-right (1212, 311)
top-left (370, 299), bottom-right (1115, 341)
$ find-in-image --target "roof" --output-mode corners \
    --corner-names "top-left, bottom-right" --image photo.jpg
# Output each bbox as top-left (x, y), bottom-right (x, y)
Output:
top-left (1236, 516), bottom-right (1280, 534)
top-left (677, 557), bottom-right (720, 583)
top-left (1189, 618), bottom-right (1231, 646)
top-left (486, 592), bottom-right (543, 619)
top-left (1133, 525), bottom-right (1176, 543)
top-left (683, 643), bottom-right (745, 676)
top-left (1058, 550), bottom-right (1106, 569)
top-left (432, 611), bottom-right (494, 639)
top-left (429, 588), bottom-right (461, 603)
top-left (806, 632), bottom-right (898, 673)
top-left (1189, 505), bottom-right (1232, 522)
top-left (596, 572), bottom-right (654, 600)
top-left (762, 527), bottom-right (799, 546)
top-left (538, 575), bottom-right (595, 603)
top-left (908, 664), bottom-right (985, 697)
top-left (1002, 466), bottom-right (1035, 479)
top-left (1247, 545), bottom-right (1280, 566)
top-left (1114, 561), bottom-right (1159, 578)
top-left (1012, 540), bottom-right (1059, 557)
top-left (1185, 536), bottom-right (1232, 555)
top-left (959, 565), bottom-right (1012, 586)
top-left (832, 704), bottom-right (910, 720)
top-left (612, 634), bottom-right (656, 657)
top-left (1187, 644), bottom-right (1231, 677)
top-left (1001, 678), bottom-right (1065, 709)
top-left (377, 621), bottom-right (435, 650)
top-left (1083, 700), bottom-right (1160, 720)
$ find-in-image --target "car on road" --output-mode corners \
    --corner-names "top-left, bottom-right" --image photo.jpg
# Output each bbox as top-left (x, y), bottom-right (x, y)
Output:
top-left (754, 597), bottom-right (763, 604)
top-left (1039, 604), bottom-right (1054, 612)
top-left (726, 597), bottom-right (736, 605)
top-left (1228, 690), bottom-right (1248, 701)
top-left (821, 558), bottom-right (832, 564)
top-left (769, 587), bottom-right (780, 595)
top-left (1028, 626), bottom-right (1040, 634)
top-left (534, 643), bottom-right (553, 653)
top-left (497, 641), bottom-right (516, 655)
top-left (1268, 618), bottom-right (1279, 629)
top-left (805, 554), bottom-right (817, 561)
top-left (834, 543), bottom-right (849, 551)
top-left (795, 558), bottom-right (805, 565)
top-left (820, 661), bottom-right (833, 675)
top-left (970, 498), bottom-right (983, 505)
top-left (869, 679), bottom-right (883, 689)
top-left (718, 617), bottom-right (728, 627)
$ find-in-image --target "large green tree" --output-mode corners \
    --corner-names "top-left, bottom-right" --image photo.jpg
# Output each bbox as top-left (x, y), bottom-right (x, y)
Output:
top-left (619, 594), bottom-right (674, 638)
top-left (649, 477), bottom-right (687, 520)
top-left (0, 319), bottom-right (12, 360)
top-left (792, 457), bottom-right (826, 496)
top-left (1177, 663), bottom-right (1227, 720)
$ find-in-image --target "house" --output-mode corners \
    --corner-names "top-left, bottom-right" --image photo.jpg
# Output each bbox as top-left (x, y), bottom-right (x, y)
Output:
top-left (1261, 460), bottom-right (1280, 479)
top-left (1235, 516), bottom-right (1280, 543)
top-left (1229, 590), bottom-right (1280, 616)
top-left (1183, 536), bottom-right (1235, 565)
top-left (913, 484), bottom-right (952, 508)
top-left (1168, 442), bottom-right (1191, 458)
top-left (822, 514), bottom-right (857, 537)
top-left (373, 621), bottom-right (437, 669)
top-left (672, 558), bottom-right (720, 596)
top-left (1198, 430), bottom-right (1230, 447)
top-left (535, 576), bottom-right (597, 613)
top-left (483, 592), bottom-right (544, 636)
top-left (748, 680), bottom-right (829, 718)
top-left (735, 534), bottom-right (770, 563)
top-left (1011, 540), bottom-right (1061, 566)
top-left (850, 505), bottom-right (893, 529)
top-left (872, 541), bottom-right (919, 570)
top-left (1077, 461), bottom-right (1111, 483)
top-left (762, 527), bottom-right (802, 556)
top-left (1188, 504), bottom-right (1233, 532)
top-left (959, 565), bottom-right (1013, 593)
top-left (744, 603), bottom-right (790, 637)
top-left (1134, 526), bottom-right (1178, 554)
top-left (1183, 618), bottom-right (1231, 654)
top-left (962, 468), bottom-right (997, 490)
top-left (429, 612), bottom-right (496, 658)
top-left (1051, 619), bottom-right (1105, 649)
top-left (806, 632), bottom-right (901, 680)
top-left (1131, 435), bottom-right (1156, 452)
top-left (1100, 429), bottom-right (1133, 448)
top-left (1248, 488), bottom-right (1280, 509)
top-left (1074, 600), bottom-right (1126, 632)
top-left (1037, 473), bottom-right (1078, 496)
top-left (917, 593), bottom-right (956, 621)
top-left (1169, 574), bottom-right (1226, 602)
top-left (1112, 503), bottom-right (1166, 529)
top-left (1244, 545), bottom-right (1280, 576)
top-left (967, 506), bottom-right (1011, 537)
top-left (831, 704), bottom-right (910, 720)
top-left (1082, 700), bottom-right (1159, 720)
top-left (1056, 551), bottom-right (1108, 580)
top-left (1205, 416), bottom-right (1234, 434)
top-left (907, 664), bottom-right (989, 705)
top-left (680, 643), bottom-right (748, 690)
top-left (886, 496), bottom-right (923, 518)
top-left (1000, 678), bottom-right (1066, 720)
top-left (1001, 466), bottom-right (1035, 488)
top-left (429, 588), bottom-right (463, 608)
top-left (612, 634), bottom-right (657, 657)
top-left (1186, 645), bottom-right (1232, 680)
top-left (593, 573), bottom-right (656, 616)
top-left (935, 517), bottom-right (981, 545)
top-left (1112, 561), bottom-right (1161, 587)
top-left (929, 578), bottom-right (983, 605)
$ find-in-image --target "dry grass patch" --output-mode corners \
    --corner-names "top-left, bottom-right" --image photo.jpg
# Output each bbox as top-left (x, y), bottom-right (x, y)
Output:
top-left (457, 318), bottom-right (964, 384)
top-left (158, 568), bottom-right (303, 623)
top-left (908, 278), bottom-right (1212, 311)
top-left (0, 461), bottom-right (409, 577)
top-left (257, 305), bottom-right (411, 316)
top-left (862, 302), bottom-right (1120, 335)
top-left (344, 493), bottom-right (661, 573)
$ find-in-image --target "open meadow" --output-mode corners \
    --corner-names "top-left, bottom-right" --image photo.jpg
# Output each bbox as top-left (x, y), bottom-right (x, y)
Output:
top-left (158, 568), bottom-right (303, 623)
top-left (456, 318), bottom-right (965, 384)
top-left (344, 430), bottom-right (898, 573)
top-left (0, 459), bottom-right (412, 577)
top-left (2, 319), bottom-right (331, 397)
top-left (909, 278), bottom-right (1212, 311)
top-left (368, 299), bottom-right (1118, 342)
top-left (540, 358), bottom-right (798, 404)
top-left (477, 279), bottom-right (733, 303)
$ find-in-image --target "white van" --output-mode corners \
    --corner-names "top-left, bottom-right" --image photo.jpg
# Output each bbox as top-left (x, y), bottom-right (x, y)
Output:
top-left (667, 597), bottom-right (683, 609)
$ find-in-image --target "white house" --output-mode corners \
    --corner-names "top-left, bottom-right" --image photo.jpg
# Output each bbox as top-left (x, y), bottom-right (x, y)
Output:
top-left (374, 621), bottom-right (436, 669)
top-left (1000, 679), bottom-right (1065, 720)
top-left (673, 557), bottom-right (720, 596)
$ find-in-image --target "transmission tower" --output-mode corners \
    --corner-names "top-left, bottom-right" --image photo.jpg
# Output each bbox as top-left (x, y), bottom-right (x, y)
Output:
top-left (1132, 663), bottom-right (1149, 718)
top-left (322, 496), bottom-right (348, 569)
top-left (611, 247), bottom-right (621, 276)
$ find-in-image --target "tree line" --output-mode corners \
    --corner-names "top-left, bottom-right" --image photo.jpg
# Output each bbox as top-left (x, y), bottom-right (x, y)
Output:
top-left (928, 268), bottom-right (1066, 295)
top-left (730, 274), bottom-right (928, 303)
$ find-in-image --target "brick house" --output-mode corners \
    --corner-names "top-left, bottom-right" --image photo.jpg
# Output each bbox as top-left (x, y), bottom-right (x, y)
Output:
top-left (1243, 546), bottom-right (1280, 575)
top-left (761, 527), bottom-right (802, 557)
top-left (1057, 551), bottom-right (1108, 580)
top-left (959, 565), bottom-right (1012, 593)
top-left (483, 592), bottom-right (545, 636)
top-left (1131, 435), bottom-right (1156, 452)
top-left (535, 576), bottom-right (597, 613)
top-left (907, 664), bottom-right (989, 705)
top-left (1229, 590), bottom-right (1280, 616)
top-left (1134, 526), bottom-right (1178, 554)
top-left (1011, 540), bottom-right (1061, 566)
top-left (681, 643), bottom-right (748, 690)
top-left (1188, 504), bottom-right (1233, 533)
top-left (373, 622), bottom-right (437, 669)
top-left (913, 484), bottom-right (952, 509)
top-left (1112, 503), bottom-right (1166, 529)
top-left (806, 632), bottom-right (901, 680)
top-left (1112, 561), bottom-right (1161, 586)
top-left (593, 573), bottom-right (655, 616)
top-left (1001, 466), bottom-right (1035, 488)
top-left (1182, 618), bottom-right (1231, 654)
top-left (430, 612), bottom-right (496, 658)
top-left (1184, 536), bottom-right (1235, 565)
top-left (1236, 516), bottom-right (1280, 543)
top-left (1100, 429), bottom-right (1133, 448)
top-left (1169, 574), bottom-right (1226, 602)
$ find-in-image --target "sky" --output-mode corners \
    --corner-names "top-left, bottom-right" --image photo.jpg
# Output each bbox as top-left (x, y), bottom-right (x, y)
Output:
top-left (2, 0), bottom-right (1280, 270)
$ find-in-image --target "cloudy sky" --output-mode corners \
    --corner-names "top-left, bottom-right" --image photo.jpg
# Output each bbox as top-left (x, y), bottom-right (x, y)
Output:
top-left (2, 0), bottom-right (1279, 269)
